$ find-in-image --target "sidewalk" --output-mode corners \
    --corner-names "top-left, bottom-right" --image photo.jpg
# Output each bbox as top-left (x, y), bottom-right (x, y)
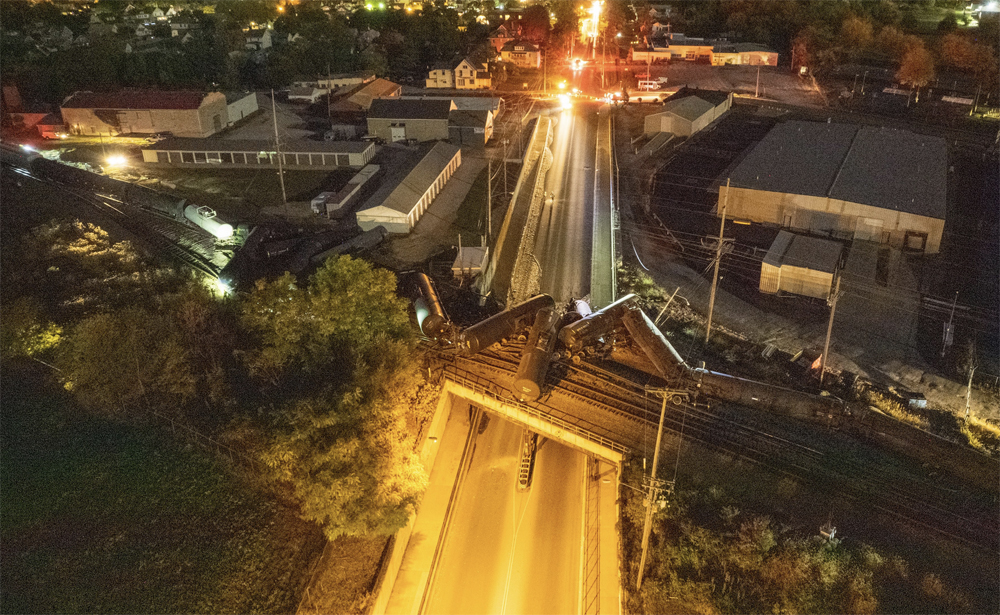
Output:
top-left (376, 395), bottom-right (472, 614)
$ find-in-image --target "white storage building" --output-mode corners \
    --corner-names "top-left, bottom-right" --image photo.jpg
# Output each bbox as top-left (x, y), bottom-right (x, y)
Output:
top-left (759, 231), bottom-right (843, 300)
top-left (355, 142), bottom-right (461, 234)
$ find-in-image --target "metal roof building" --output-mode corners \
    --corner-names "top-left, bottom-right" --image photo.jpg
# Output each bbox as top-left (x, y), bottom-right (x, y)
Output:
top-left (141, 137), bottom-right (375, 169)
top-left (760, 230), bottom-right (843, 299)
top-left (720, 121), bottom-right (947, 253)
top-left (643, 89), bottom-right (732, 138)
top-left (367, 99), bottom-right (455, 143)
top-left (355, 142), bottom-right (462, 233)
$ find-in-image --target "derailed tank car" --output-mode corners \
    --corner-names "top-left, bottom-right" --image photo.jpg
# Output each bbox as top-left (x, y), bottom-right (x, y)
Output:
top-left (460, 294), bottom-right (555, 355)
top-left (558, 293), bottom-right (636, 351)
top-left (413, 272), bottom-right (449, 339)
top-left (511, 306), bottom-right (561, 402)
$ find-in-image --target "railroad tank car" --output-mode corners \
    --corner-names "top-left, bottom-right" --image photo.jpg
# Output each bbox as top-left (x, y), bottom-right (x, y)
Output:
top-left (620, 306), bottom-right (689, 380)
top-left (310, 226), bottom-right (388, 265)
top-left (460, 294), bottom-right (555, 355)
top-left (413, 272), bottom-right (449, 339)
top-left (557, 293), bottom-right (637, 351)
top-left (690, 368), bottom-right (841, 421)
top-left (511, 306), bottom-right (561, 402)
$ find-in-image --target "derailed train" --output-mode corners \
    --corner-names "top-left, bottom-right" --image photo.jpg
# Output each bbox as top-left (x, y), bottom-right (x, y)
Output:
top-left (411, 276), bottom-right (998, 490)
top-left (1, 142), bottom-right (233, 239)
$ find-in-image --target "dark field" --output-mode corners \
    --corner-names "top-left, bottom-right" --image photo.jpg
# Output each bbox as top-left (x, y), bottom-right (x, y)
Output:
top-left (0, 367), bottom-right (325, 614)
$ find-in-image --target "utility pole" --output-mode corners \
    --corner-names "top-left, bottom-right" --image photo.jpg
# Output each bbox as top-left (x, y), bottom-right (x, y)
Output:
top-left (271, 90), bottom-right (288, 215)
top-left (705, 178), bottom-right (730, 344)
top-left (755, 65), bottom-right (761, 98)
top-left (487, 157), bottom-right (492, 241)
top-left (820, 274), bottom-right (842, 386)
top-left (941, 290), bottom-right (958, 357)
top-left (860, 70), bottom-right (868, 96)
top-left (636, 388), bottom-right (671, 591)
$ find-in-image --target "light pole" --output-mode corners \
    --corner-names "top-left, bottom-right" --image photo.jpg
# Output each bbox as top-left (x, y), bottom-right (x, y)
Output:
top-left (860, 70), bottom-right (868, 96)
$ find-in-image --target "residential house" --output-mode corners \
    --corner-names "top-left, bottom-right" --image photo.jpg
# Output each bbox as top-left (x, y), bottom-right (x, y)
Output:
top-left (426, 58), bottom-right (492, 90)
top-left (489, 22), bottom-right (519, 53)
top-left (500, 40), bottom-right (540, 69)
top-left (367, 98), bottom-right (455, 142)
top-left (245, 28), bottom-right (272, 50)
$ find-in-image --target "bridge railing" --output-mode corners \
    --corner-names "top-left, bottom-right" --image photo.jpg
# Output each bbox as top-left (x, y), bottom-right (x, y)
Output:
top-left (442, 364), bottom-right (630, 457)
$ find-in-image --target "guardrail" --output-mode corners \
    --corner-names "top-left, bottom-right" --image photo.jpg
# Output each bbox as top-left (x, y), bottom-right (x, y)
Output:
top-left (442, 365), bottom-right (630, 457)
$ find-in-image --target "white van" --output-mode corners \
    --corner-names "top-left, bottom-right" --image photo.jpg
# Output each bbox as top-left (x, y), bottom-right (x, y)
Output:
top-left (637, 81), bottom-right (660, 91)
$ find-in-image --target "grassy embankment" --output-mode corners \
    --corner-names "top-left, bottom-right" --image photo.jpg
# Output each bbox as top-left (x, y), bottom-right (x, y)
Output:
top-left (0, 368), bottom-right (354, 613)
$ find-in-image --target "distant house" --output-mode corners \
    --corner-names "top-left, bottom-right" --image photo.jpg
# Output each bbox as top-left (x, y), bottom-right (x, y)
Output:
top-left (426, 58), bottom-right (492, 90)
top-left (245, 28), bottom-right (271, 50)
top-left (367, 98), bottom-right (455, 143)
top-left (426, 63), bottom-right (455, 89)
top-left (356, 142), bottom-right (462, 234)
top-left (489, 22), bottom-right (520, 53)
top-left (643, 88), bottom-right (732, 137)
top-left (329, 78), bottom-right (401, 114)
top-left (61, 90), bottom-right (229, 138)
top-left (170, 16), bottom-right (201, 37)
top-left (500, 40), bottom-right (540, 69)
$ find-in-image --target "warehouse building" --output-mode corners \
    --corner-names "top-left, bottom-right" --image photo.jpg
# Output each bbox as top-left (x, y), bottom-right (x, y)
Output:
top-left (140, 138), bottom-right (375, 169)
top-left (644, 88), bottom-right (732, 137)
top-left (356, 142), bottom-right (461, 233)
top-left (448, 109), bottom-right (493, 148)
top-left (718, 121), bottom-right (947, 253)
top-left (759, 231), bottom-right (843, 300)
top-left (367, 99), bottom-right (455, 143)
top-left (61, 90), bottom-right (229, 138)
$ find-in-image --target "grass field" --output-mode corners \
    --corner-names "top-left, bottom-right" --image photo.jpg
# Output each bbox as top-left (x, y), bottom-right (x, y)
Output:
top-left (0, 367), bottom-right (326, 614)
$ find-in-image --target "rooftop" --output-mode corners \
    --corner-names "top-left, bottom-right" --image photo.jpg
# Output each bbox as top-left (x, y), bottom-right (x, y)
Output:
top-left (368, 98), bottom-right (455, 120)
top-left (62, 90), bottom-right (214, 110)
top-left (145, 137), bottom-right (373, 154)
top-left (377, 142), bottom-right (462, 215)
top-left (729, 121), bottom-right (947, 219)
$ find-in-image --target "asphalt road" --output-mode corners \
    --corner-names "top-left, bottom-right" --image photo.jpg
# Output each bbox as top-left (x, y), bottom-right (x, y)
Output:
top-left (533, 103), bottom-right (598, 304)
top-left (424, 416), bottom-right (585, 615)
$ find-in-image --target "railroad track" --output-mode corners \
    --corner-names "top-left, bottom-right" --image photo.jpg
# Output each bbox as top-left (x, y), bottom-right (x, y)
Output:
top-left (427, 345), bottom-right (999, 551)
top-left (36, 176), bottom-right (221, 278)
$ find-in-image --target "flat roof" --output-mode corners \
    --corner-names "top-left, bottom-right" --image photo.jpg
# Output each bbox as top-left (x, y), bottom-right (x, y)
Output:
top-left (729, 121), bottom-right (947, 219)
top-left (62, 90), bottom-right (211, 110)
top-left (831, 126), bottom-right (947, 219)
top-left (655, 96), bottom-right (716, 122)
top-left (729, 120), bottom-right (860, 199)
top-left (368, 98), bottom-right (455, 120)
top-left (145, 137), bottom-right (373, 154)
top-left (400, 96), bottom-right (502, 112)
top-left (764, 230), bottom-right (842, 273)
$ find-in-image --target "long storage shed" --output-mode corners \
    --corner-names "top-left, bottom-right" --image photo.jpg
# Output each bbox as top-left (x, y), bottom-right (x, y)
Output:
top-left (141, 137), bottom-right (375, 169)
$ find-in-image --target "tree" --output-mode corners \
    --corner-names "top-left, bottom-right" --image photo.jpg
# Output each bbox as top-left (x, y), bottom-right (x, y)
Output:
top-left (241, 256), bottom-right (427, 538)
top-left (58, 308), bottom-right (197, 417)
top-left (841, 15), bottom-right (874, 50)
top-left (521, 4), bottom-right (551, 43)
top-left (896, 43), bottom-right (935, 97)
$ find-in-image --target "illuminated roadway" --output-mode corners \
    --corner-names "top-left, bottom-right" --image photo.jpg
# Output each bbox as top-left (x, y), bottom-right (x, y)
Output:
top-left (533, 102), bottom-right (599, 303)
top-left (423, 416), bottom-right (585, 614)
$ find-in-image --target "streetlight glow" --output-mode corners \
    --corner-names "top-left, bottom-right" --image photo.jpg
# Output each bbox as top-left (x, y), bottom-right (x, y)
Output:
top-left (106, 155), bottom-right (127, 166)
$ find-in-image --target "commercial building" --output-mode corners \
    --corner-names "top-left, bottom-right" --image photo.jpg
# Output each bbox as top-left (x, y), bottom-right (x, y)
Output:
top-left (448, 109), bottom-right (493, 148)
top-left (356, 142), bottom-right (462, 233)
top-left (631, 33), bottom-right (778, 66)
top-left (367, 99), bottom-right (455, 143)
top-left (61, 90), bottom-right (229, 138)
top-left (329, 78), bottom-right (401, 114)
top-left (224, 92), bottom-right (258, 126)
top-left (643, 88), bottom-right (732, 137)
top-left (140, 138), bottom-right (376, 169)
top-left (759, 231), bottom-right (843, 299)
top-left (718, 121), bottom-right (947, 253)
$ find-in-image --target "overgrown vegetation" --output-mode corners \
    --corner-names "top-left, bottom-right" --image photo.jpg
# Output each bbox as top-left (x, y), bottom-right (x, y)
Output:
top-left (0, 370), bottom-right (325, 614)
top-left (620, 464), bottom-right (979, 614)
top-left (1, 207), bottom-right (430, 609)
